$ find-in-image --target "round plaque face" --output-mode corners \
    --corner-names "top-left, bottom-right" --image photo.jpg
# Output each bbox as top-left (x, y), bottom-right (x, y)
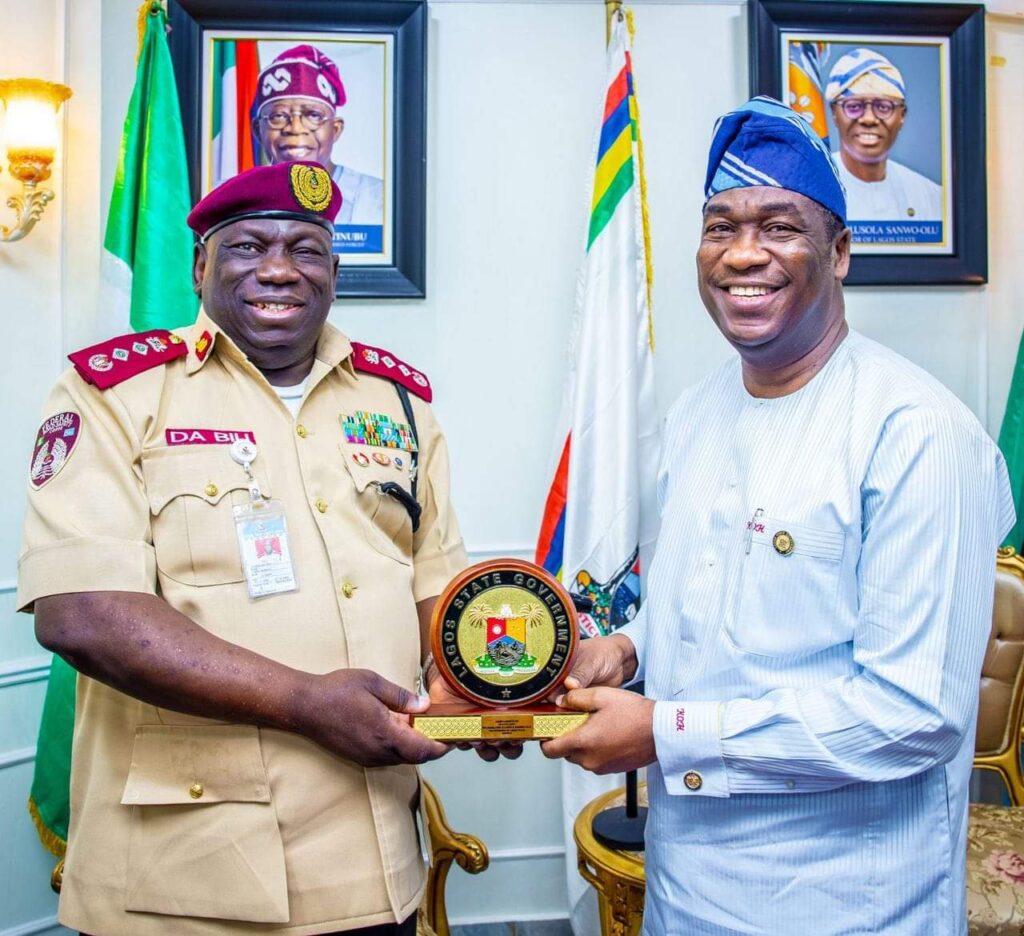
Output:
top-left (431, 559), bottom-right (579, 707)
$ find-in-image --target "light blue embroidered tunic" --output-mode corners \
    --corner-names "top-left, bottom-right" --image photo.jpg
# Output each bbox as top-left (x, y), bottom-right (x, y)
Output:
top-left (620, 330), bottom-right (1014, 935)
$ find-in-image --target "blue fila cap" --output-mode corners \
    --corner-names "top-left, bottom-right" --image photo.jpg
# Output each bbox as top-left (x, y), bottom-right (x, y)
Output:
top-left (704, 96), bottom-right (847, 224)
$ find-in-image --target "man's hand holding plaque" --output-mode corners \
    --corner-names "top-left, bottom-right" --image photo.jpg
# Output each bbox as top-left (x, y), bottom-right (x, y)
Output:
top-left (413, 559), bottom-right (589, 742)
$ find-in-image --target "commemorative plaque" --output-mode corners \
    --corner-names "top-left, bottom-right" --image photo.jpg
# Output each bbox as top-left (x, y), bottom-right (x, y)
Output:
top-left (413, 559), bottom-right (588, 741)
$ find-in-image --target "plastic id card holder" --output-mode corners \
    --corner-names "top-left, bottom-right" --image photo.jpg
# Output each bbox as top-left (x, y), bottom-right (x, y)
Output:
top-left (233, 500), bottom-right (298, 599)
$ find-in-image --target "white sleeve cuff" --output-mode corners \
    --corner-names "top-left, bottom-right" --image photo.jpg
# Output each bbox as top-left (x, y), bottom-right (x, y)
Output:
top-left (653, 700), bottom-right (729, 798)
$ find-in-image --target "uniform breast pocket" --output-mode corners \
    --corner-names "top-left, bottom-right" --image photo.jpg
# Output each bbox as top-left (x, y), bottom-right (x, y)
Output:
top-left (340, 443), bottom-right (414, 565)
top-left (729, 518), bottom-right (846, 659)
top-left (141, 448), bottom-right (272, 586)
top-left (121, 724), bottom-right (288, 923)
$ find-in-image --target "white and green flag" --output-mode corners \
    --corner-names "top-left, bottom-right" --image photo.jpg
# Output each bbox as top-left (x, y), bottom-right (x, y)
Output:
top-left (30, 0), bottom-right (197, 863)
top-left (102, 0), bottom-right (197, 332)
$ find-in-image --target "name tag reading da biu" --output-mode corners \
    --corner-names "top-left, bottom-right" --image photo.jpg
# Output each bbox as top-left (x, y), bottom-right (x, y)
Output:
top-left (233, 500), bottom-right (297, 599)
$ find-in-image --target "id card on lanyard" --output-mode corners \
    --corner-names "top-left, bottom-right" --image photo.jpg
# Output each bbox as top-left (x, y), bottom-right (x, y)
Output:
top-left (234, 500), bottom-right (297, 598)
top-left (228, 439), bottom-right (297, 599)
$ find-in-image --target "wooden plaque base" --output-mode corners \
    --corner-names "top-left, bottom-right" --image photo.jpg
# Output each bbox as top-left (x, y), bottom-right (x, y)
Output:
top-left (413, 702), bottom-right (588, 741)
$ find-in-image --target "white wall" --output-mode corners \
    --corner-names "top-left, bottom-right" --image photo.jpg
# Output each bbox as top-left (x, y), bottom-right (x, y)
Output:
top-left (1, 0), bottom-right (101, 931)
top-left (3, 1), bottom-right (1024, 933)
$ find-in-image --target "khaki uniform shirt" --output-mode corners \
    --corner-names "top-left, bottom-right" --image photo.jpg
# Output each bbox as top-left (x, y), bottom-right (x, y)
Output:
top-left (17, 309), bottom-right (467, 935)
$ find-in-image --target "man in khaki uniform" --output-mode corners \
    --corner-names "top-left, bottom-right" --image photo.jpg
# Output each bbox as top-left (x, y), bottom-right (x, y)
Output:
top-left (18, 161), bottom-right (468, 935)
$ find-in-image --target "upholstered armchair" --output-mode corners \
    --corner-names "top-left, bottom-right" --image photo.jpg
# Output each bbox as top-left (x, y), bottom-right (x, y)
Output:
top-left (966, 547), bottom-right (1024, 934)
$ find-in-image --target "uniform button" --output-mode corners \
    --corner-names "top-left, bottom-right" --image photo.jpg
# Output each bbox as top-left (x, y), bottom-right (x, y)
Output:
top-left (204, 483), bottom-right (218, 498)
top-left (296, 424), bottom-right (307, 438)
top-left (189, 782), bottom-right (204, 799)
top-left (341, 582), bottom-right (356, 599)
top-left (707, 559), bottom-right (715, 567)
top-left (785, 779), bottom-right (796, 790)
top-left (683, 771), bottom-right (703, 791)
top-left (315, 498), bottom-right (328, 513)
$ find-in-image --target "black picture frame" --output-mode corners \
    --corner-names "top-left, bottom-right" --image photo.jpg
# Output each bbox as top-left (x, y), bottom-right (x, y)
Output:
top-left (168, 0), bottom-right (427, 299)
top-left (749, 0), bottom-right (986, 286)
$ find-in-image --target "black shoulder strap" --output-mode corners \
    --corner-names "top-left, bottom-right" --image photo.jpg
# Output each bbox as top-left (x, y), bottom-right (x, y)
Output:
top-left (395, 383), bottom-right (419, 503)
top-left (384, 382), bottom-right (420, 532)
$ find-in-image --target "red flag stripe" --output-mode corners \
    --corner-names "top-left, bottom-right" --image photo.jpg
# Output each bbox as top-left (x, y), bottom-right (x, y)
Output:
top-left (535, 434), bottom-right (571, 569)
top-left (235, 40), bottom-right (260, 172)
top-left (602, 65), bottom-right (629, 122)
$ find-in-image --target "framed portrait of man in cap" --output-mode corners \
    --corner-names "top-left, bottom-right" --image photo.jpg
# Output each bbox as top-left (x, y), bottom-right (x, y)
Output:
top-left (750, 0), bottom-right (987, 286)
top-left (168, 0), bottom-right (427, 299)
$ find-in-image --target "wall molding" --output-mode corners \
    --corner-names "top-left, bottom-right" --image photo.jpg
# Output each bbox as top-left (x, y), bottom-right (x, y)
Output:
top-left (0, 655), bottom-right (51, 690)
top-left (466, 545), bottom-right (534, 561)
top-left (0, 746), bottom-right (37, 771)
top-left (0, 913), bottom-right (60, 936)
top-left (489, 844), bottom-right (566, 861)
top-left (450, 911), bottom-right (571, 926)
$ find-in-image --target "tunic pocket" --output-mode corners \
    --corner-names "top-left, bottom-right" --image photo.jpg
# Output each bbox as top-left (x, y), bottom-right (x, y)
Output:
top-left (340, 442), bottom-right (413, 565)
top-left (729, 517), bottom-right (845, 659)
top-left (141, 447), bottom-right (273, 586)
top-left (121, 724), bottom-right (288, 923)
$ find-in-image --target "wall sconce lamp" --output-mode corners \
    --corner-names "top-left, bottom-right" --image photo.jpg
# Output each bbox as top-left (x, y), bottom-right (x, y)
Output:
top-left (0, 79), bottom-right (72, 243)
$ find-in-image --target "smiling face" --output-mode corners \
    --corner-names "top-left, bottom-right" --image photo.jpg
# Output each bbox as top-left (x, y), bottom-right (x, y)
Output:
top-left (193, 218), bottom-right (339, 382)
top-left (697, 187), bottom-right (850, 370)
top-left (254, 97), bottom-right (343, 169)
top-left (831, 96), bottom-right (906, 166)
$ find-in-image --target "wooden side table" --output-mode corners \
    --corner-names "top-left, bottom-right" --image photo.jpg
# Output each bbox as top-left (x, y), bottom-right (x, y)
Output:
top-left (573, 785), bottom-right (648, 936)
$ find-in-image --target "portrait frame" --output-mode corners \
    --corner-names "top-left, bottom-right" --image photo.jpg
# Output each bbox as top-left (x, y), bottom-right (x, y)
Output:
top-left (168, 0), bottom-right (427, 299)
top-left (748, 0), bottom-right (987, 286)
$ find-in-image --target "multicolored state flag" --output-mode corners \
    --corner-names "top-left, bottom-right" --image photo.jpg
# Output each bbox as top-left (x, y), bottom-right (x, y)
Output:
top-left (30, 0), bottom-right (199, 861)
top-left (487, 617), bottom-right (527, 646)
top-left (999, 334), bottom-right (1024, 550)
top-left (534, 9), bottom-right (658, 935)
top-left (101, 1), bottom-right (198, 334)
top-left (211, 38), bottom-right (260, 188)
top-left (788, 41), bottom-right (831, 141)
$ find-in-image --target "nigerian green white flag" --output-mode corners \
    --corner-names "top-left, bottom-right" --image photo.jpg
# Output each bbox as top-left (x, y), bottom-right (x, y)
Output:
top-left (101, 0), bottom-right (197, 332)
top-left (29, 0), bottom-right (197, 860)
top-left (999, 332), bottom-right (1024, 550)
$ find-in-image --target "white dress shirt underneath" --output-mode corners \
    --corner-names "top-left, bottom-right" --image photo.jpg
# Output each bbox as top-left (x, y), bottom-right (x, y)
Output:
top-left (332, 164), bottom-right (384, 227)
top-left (835, 154), bottom-right (943, 222)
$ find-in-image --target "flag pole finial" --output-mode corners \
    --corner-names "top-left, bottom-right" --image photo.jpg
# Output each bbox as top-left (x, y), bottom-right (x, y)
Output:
top-left (136, 1), bottom-right (167, 63)
top-left (605, 0), bottom-right (623, 46)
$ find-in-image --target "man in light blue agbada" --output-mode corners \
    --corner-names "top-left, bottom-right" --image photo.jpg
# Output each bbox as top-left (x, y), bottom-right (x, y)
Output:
top-left (543, 96), bottom-right (1013, 935)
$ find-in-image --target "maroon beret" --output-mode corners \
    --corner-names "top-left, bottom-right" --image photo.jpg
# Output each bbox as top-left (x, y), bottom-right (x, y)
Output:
top-left (187, 161), bottom-right (342, 241)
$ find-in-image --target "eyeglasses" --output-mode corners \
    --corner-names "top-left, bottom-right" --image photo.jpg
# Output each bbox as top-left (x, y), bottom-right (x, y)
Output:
top-left (259, 108), bottom-right (334, 131)
top-left (834, 98), bottom-right (904, 120)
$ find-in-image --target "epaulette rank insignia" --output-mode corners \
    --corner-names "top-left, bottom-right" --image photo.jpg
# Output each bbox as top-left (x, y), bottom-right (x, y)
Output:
top-left (351, 342), bottom-right (432, 403)
top-left (68, 329), bottom-right (187, 390)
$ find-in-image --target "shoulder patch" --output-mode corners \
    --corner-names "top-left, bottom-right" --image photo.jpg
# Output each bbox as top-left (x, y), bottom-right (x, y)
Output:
top-left (68, 330), bottom-right (187, 390)
top-left (350, 342), bottom-right (432, 403)
top-left (29, 411), bottom-right (81, 489)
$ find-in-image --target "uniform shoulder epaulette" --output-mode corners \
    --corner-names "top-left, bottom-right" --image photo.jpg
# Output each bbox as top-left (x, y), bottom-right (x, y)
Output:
top-left (350, 341), bottom-right (432, 403)
top-left (68, 329), bottom-right (188, 390)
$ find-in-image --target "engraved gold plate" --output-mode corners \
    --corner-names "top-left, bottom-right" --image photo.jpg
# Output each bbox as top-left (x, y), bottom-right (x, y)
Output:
top-left (414, 559), bottom-right (586, 741)
top-left (414, 705), bottom-right (589, 741)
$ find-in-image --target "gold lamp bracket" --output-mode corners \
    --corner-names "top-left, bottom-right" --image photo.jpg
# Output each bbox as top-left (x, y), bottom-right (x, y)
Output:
top-left (0, 184), bottom-right (55, 243)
